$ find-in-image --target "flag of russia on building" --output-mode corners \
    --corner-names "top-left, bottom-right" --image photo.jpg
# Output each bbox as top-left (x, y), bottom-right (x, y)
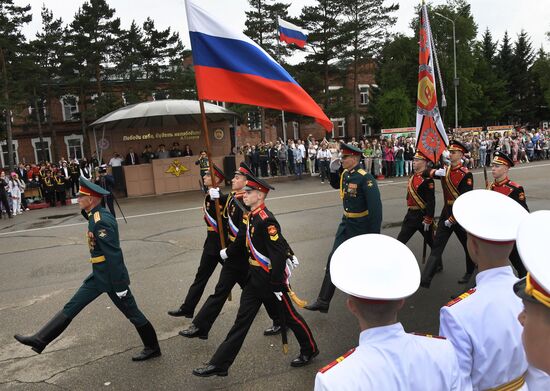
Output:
top-left (185, 0), bottom-right (332, 131)
top-left (278, 17), bottom-right (308, 48)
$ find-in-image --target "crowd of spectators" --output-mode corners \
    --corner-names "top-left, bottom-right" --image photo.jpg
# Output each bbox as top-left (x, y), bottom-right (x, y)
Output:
top-left (237, 127), bottom-right (550, 180)
top-left (2, 127), bottom-right (549, 218)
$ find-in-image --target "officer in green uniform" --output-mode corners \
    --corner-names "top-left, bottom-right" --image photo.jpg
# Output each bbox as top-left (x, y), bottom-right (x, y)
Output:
top-left (14, 177), bottom-right (161, 361)
top-left (305, 143), bottom-right (383, 313)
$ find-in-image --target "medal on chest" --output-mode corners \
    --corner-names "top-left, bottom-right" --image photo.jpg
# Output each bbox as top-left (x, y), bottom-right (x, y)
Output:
top-left (87, 231), bottom-right (96, 250)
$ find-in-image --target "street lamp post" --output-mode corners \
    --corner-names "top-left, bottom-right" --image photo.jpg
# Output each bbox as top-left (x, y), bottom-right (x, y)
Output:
top-left (435, 12), bottom-right (459, 130)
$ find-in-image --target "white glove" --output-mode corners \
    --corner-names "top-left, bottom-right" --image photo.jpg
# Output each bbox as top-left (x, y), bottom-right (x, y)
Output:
top-left (434, 168), bottom-right (446, 177)
top-left (208, 188), bottom-right (220, 199)
top-left (444, 219), bottom-right (453, 228)
top-left (220, 248), bottom-right (228, 260)
top-left (116, 290), bottom-right (128, 299)
top-left (422, 222), bottom-right (431, 232)
top-left (286, 256), bottom-right (299, 270)
top-left (274, 292), bottom-right (283, 301)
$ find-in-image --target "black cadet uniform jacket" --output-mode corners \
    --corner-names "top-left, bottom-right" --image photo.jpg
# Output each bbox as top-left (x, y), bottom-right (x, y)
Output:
top-left (203, 192), bottom-right (229, 255)
top-left (228, 204), bottom-right (288, 292)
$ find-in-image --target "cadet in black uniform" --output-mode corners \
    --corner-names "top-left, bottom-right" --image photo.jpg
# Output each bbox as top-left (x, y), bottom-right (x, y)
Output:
top-left (192, 174), bottom-right (318, 377)
top-left (397, 151), bottom-right (435, 246)
top-left (14, 177), bottom-right (161, 361)
top-left (305, 143), bottom-right (383, 313)
top-left (54, 171), bottom-right (67, 206)
top-left (258, 144), bottom-right (269, 177)
top-left (42, 170), bottom-right (56, 207)
top-left (168, 165), bottom-right (227, 319)
top-left (69, 161), bottom-right (81, 197)
top-left (489, 151), bottom-right (529, 277)
top-left (179, 162), bottom-right (281, 339)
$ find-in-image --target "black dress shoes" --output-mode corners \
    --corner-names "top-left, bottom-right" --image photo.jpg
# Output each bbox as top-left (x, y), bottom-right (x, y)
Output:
top-left (263, 325), bottom-right (282, 336)
top-left (457, 272), bottom-right (473, 284)
top-left (304, 300), bottom-right (329, 313)
top-left (192, 364), bottom-right (228, 377)
top-left (290, 350), bottom-right (319, 367)
top-left (167, 307), bottom-right (193, 318)
top-left (179, 324), bottom-right (208, 340)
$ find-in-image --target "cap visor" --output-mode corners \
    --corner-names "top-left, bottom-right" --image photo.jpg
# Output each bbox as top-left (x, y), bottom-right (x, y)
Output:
top-left (513, 278), bottom-right (539, 304)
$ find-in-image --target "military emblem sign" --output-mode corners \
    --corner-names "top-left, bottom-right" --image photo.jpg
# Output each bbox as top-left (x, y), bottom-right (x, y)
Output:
top-left (415, 4), bottom-right (449, 163)
top-left (165, 160), bottom-right (189, 177)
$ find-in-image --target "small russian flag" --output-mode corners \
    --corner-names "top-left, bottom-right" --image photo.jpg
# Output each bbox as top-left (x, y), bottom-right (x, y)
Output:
top-left (278, 17), bottom-right (308, 48)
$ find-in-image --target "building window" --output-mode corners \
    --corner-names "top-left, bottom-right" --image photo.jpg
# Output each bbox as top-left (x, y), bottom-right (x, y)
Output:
top-left (152, 91), bottom-right (169, 100)
top-left (28, 99), bottom-right (47, 123)
top-left (331, 118), bottom-right (345, 138)
top-left (247, 110), bottom-right (261, 130)
top-left (60, 95), bottom-right (79, 122)
top-left (31, 137), bottom-right (52, 163)
top-left (360, 116), bottom-right (370, 136)
top-left (64, 134), bottom-right (84, 160)
top-left (0, 140), bottom-right (19, 167)
top-left (208, 100), bottom-right (226, 108)
top-left (359, 85), bottom-right (370, 105)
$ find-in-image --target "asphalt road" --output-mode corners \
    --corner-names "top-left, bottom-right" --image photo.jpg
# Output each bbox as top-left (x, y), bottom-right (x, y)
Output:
top-left (1, 161), bottom-right (549, 391)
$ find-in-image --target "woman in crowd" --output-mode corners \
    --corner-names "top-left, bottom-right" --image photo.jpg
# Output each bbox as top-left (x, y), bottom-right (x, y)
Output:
top-left (403, 140), bottom-right (415, 176)
top-left (363, 140), bottom-right (373, 174)
top-left (8, 173), bottom-right (22, 215)
top-left (479, 135), bottom-right (488, 167)
top-left (372, 139), bottom-right (382, 177)
top-left (384, 140), bottom-right (395, 177)
top-left (394, 140), bottom-right (405, 177)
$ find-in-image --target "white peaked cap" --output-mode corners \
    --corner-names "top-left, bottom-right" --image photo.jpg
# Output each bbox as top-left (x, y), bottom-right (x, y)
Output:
top-left (330, 234), bottom-right (420, 300)
top-left (453, 189), bottom-right (528, 242)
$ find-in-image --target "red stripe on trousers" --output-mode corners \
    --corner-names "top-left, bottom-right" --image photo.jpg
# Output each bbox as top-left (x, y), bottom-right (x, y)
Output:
top-left (282, 293), bottom-right (316, 353)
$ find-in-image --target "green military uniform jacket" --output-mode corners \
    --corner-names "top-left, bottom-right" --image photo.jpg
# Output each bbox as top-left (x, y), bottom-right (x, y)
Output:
top-left (85, 205), bottom-right (130, 292)
top-left (330, 164), bottom-right (382, 240)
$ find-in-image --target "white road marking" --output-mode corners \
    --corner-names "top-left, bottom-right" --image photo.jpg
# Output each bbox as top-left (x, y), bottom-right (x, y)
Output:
top-left (1, 162), bottom-right (548, 237)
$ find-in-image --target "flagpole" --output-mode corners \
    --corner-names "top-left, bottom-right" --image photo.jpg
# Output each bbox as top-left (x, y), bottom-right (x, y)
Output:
top-left (276, 17), bottom-right (287, 142)
top-left (199, 99), bottom-right (226, 251)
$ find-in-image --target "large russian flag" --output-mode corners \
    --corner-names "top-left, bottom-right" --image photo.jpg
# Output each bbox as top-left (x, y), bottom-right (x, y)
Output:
top-left (278, 17), bottom-right (308, 48)
top-left (185, 0), bottom-right (332, 131)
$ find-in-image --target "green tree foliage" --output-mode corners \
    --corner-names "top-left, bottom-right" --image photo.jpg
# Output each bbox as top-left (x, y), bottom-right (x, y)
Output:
top-left (245, 0), bottom-right (292, 59)
top-left (0, 0), bottom-right (32, 168)
top-left (371, 88), bottom-right (413, 128)
top-left (340, 0), bottom-right (398, 135)
top-left (299, 0), bottom-right (346, 109)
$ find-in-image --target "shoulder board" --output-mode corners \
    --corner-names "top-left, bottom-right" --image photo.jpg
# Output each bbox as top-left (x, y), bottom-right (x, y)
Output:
top-left (445, 288), bottom-right (476, 307)
top-left (259, 210), bottom-right (268, 220)
top-left (507, 180), bottom-right (521, 189)
top-left (93, 211), bottom-right (101, 223)
top-left (459, 166), bottom-right (469, 173)
top-left (357, 168), bottom-right (367, 176)
top-left (411, 332), bottom-right (446, 340)
top-left (319, 348), bottom-right (356, 374)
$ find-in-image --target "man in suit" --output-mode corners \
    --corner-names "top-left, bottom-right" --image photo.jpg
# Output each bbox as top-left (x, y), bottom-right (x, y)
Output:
top-left (125, 148), bottom-right (140, 165)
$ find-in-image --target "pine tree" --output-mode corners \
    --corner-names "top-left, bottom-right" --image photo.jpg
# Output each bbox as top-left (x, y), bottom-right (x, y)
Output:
top-left (300, 0), bottom-right (346, 111)
top-left (65, 0), bottom-right (121, 156)
top-left (113, 20), bottom-right (145, 105)
top-left (30, 5), bottom-right (66, 161)
top-left (480, 28), bottom-right (497, 64)
top-left (510, 30), bottom-right (535, 123)
top-left (530, 48), bottom-right (550, 123)
top-left (340, 0), bottom-right (399, 138)
top-left (0, 0), bottom-right (32, 170)
top-left (245, 0), bottom-right (292, 59)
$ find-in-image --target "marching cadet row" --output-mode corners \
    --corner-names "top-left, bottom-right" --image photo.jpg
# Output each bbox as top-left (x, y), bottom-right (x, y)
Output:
top-left (13, 142), bottom-right (550, 390)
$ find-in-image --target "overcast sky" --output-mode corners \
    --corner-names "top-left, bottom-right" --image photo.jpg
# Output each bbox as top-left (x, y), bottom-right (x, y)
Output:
top-left (16, 0), bottom-right (550, 61)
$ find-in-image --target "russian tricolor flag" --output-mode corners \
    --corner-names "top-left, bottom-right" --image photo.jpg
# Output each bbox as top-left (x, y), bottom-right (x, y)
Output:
top-left (185, 0), bottom-right (332, 131)
top-left (278, 17), bottom-right (308, 48)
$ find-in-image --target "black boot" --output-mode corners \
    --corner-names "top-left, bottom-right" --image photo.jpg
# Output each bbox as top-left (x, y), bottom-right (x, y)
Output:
top-left (304, 300), bottom-right (329, 313)
top-left (305, 276), bottom-right (333, 313)
top-left (14, 311), bottom-right (72, 354)
top-left (132, 322), bottom-right (161, 361)
top-left (167, 305), bottom-right (193, 318)
top-left (420, 255), bottom-right (441, 288)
